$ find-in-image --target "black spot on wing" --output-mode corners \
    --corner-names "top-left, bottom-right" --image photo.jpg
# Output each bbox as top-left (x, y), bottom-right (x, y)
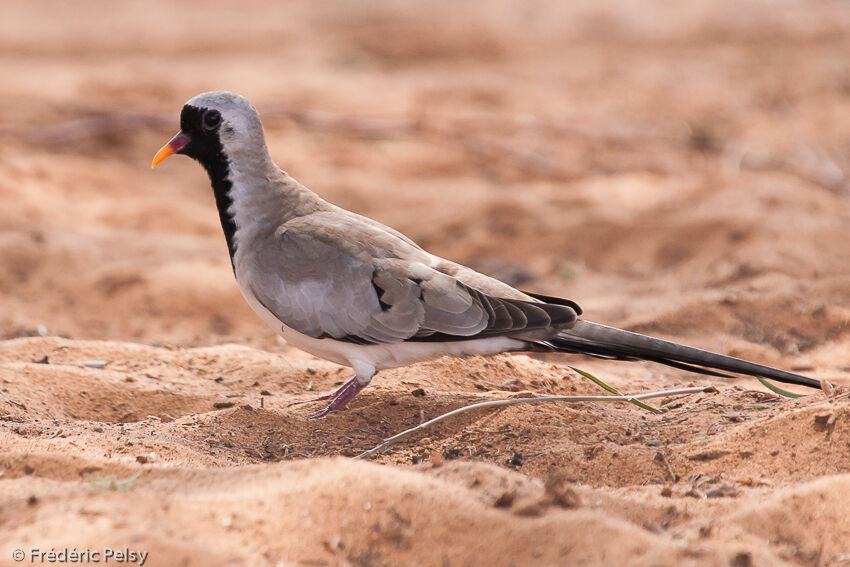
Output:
top-left (371, 280), bottom-right (391, 311)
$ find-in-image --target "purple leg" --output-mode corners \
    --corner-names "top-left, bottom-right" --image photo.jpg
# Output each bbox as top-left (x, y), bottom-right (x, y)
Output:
top-left (308, 378), bottom-right (367, 419)
top-left (287, 375), bottom-right (368, 418)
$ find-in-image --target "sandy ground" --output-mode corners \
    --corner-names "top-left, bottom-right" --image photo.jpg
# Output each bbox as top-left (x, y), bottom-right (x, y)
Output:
top-left (3, 1), bottom-right (850, 565)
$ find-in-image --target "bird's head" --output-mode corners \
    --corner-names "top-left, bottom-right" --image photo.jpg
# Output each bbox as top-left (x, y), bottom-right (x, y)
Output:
top-left (152, 91), bottom-right (267, 171)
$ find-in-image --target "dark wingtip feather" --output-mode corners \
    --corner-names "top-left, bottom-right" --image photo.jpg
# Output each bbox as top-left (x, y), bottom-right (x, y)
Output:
top-left (521, 290), bottom-right (583, 315)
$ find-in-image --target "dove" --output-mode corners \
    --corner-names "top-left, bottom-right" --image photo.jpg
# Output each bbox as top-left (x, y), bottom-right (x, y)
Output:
top-left (153, 91), bottom-right (820, 417)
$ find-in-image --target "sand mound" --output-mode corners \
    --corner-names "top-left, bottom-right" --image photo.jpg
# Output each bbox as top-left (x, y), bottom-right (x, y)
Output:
top-left (2, 340), bottom-right (850, 565)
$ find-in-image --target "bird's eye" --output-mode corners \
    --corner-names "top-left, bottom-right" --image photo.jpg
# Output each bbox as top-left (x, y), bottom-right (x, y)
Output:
top-left (202, 110), bottom-right (221, 131)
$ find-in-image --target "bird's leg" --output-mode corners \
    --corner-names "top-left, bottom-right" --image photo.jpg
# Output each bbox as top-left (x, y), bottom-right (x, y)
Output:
top-left (286, 376), bottom-right (358, 408)
top-left (308, 377), bottom-right (368, 419)
top-left (288, 366), bottom-right (375, 419)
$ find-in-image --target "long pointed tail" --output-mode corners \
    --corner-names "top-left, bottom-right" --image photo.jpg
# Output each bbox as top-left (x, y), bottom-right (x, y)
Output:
top-left (542, 320), bottom-right (821, 389)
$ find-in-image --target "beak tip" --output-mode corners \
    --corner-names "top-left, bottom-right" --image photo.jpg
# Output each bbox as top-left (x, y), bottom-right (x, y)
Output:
top-left (151, 144), bottom-right (176, 169)
top-left (152, 131), bottom-right (190, 169)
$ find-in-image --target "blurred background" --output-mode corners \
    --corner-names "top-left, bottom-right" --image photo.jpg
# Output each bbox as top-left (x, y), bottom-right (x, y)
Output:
top-left (2, 0), bottom-right (850, 371)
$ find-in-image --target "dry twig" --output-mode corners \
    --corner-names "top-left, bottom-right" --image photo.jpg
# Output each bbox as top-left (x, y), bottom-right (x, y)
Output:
top-left (354, 386), bottom-right (712, 460)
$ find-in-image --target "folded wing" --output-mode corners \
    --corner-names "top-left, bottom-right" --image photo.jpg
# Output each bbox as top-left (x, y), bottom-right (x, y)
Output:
top-left (246, 227), bottom-right (578, 345)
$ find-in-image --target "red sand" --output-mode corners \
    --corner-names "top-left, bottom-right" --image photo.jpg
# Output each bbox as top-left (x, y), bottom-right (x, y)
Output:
top-left (2, 1), bottom-right (850, 565)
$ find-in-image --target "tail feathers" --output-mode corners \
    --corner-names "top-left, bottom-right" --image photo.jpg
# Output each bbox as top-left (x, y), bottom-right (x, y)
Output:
top-left (543, 320), bottom-right (821, 389)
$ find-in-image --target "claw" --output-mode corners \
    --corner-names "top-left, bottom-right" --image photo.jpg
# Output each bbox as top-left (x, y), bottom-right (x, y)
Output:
top-left (286, 376), bottom-right (358, 408)
top-left (308, 403), bottom-right (341, 419)
top-left (286, 391), bottom-right (336, 408)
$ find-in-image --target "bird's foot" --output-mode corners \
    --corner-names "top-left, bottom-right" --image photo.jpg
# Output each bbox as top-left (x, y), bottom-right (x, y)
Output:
top-left (286, 379), bottom-right (352, 407)
top-left (287, 376), bottom-right (367, 419)
top-left (309, 378), bottom-right (367, 419)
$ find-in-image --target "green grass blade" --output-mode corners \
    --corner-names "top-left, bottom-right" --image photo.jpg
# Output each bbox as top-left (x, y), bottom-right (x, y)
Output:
top-left (570, 366), bottom-right (662, 413)
top-left (756, 377), bottom-right (804, 399)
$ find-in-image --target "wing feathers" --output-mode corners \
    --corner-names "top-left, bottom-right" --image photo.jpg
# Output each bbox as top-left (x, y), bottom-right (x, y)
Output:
top-left (247, 227), bottom-right (580, 346)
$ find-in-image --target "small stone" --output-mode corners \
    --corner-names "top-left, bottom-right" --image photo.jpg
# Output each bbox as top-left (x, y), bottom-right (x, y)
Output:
top-left (813, 413), bottom-right (835, 431)
top-left (544, 473), bottom-right (581, 509)
top-left (442, 447), bottom-right (462, 460)
top-left (494, 490), bottom-right (516, 508)
top-left (705, 484), bottom-right (738, 498)
top-left (687, 450), bottom-right (729, 462)
top-left (329, 535), bottom-right (345, 551)
top-left (730, 552), bottom-right (752, 567)
top-left (512, 497), bottom-right (545, 517)
top-left (411, 388), bottom-right (426, 397)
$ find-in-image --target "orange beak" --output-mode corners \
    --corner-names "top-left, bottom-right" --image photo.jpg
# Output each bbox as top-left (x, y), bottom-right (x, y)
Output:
top-left (151, 131), bottom-right (192, 168)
